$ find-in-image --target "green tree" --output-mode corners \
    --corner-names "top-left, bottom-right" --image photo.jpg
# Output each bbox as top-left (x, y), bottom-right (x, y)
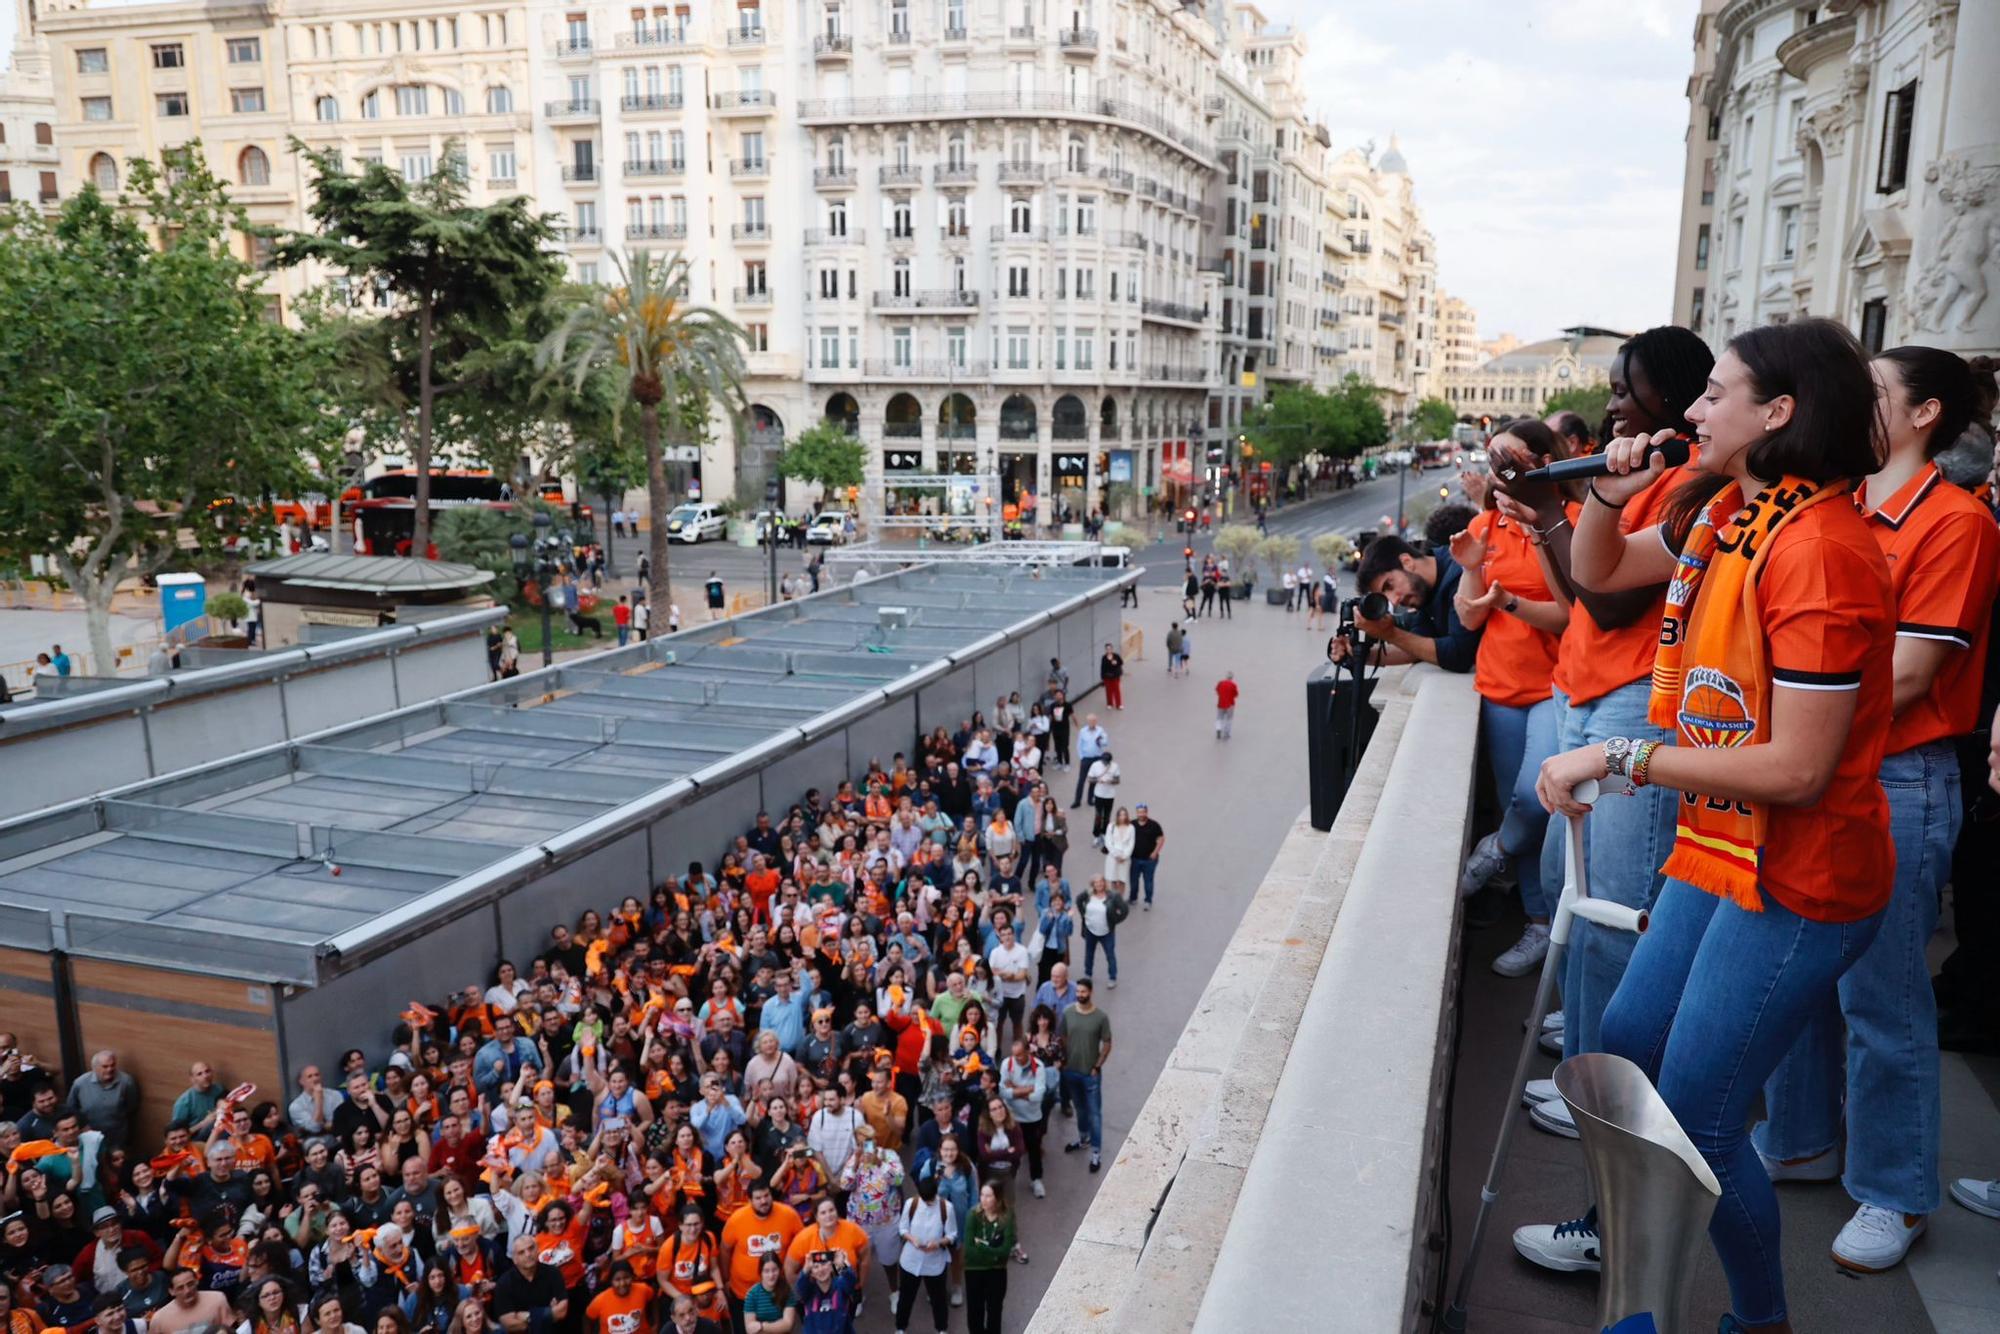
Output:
top-left (276, 142), bottom-right (563, 556)
top-left (778, 420), bottom-right (869, 496)
top-left (433, 497), bottom-right (559, 595)
top-left (1330, 374), bottom-right (1391, 455)
top-left (1411, 396), bottom-right (1458, 442)
top-left (572, 379), bottom-right (647, 574)
top-left (1243, 386), bottom-right (1330, 469)
top-left (0, 147), bottom-right (332, 672)
top-left (538, 251), bottom-right (749, 600)
top-left (1542, 383), bottom-right (1612, 429)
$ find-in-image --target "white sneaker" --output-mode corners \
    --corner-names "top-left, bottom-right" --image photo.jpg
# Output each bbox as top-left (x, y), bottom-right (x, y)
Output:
top-left (1524, 1008), bottom-right (1564, 1033)
top-left (1538, 1028), bottom-right (1564, 1058)
top-left (1522, 1078), bottom-right (1561, 1107)
top-left (1530, 1097), bottom-right (1579, 1139)
top-left (1831, 1203), bottom-right (1926, 1272)
top-left (1459, 830), bottom-right (1509, 898)
top-left (1755, 1144), bottom-right (1840, 1183)
top-left (1949, 1177), bottom-right (2000, 1218)
top-left (1512, 1215), bottom-right (1600, 1273)
top-left (1031, 1178), bottom-right (1046, 1199)
top-left (1492, 924), bottom-right (1552, 977)
top-left (951, 1286), bottom-right (964, 1307)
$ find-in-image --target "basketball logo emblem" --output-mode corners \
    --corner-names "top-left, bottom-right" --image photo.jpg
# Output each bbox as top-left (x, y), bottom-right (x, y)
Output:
top-left (1679, 667), bottom-right (1755, 748)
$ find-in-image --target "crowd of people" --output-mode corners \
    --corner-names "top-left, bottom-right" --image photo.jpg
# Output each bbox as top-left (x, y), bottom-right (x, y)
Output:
top-left (1336, 321), bottom-right (2000, 1331)
top-left (0, 656), bottom-right (1179, 1334)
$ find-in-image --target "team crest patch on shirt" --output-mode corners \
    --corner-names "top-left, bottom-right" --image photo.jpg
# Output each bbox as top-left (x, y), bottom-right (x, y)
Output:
top-left (1679, 666), bottom-right (1756, 748)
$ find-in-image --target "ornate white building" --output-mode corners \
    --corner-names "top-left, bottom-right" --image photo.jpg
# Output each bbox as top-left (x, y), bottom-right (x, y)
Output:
top-left (1, 0), bottom-right (58, 211)
top-left (1323, 137), bottom-right (1439, 421)
top-left (1675, 0), bottom-right (1999, 360)
top-left (1444, 326), bottom-right (1625, 423)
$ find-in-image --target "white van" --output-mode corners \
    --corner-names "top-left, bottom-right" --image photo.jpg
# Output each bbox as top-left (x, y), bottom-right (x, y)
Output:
top-left (664, 503), bottom-right (726, 543)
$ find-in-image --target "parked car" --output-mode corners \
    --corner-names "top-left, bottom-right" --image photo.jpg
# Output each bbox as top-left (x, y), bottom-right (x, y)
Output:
top-left (748, 510), bottom-right (781, 541)
top-left (664, 503), bottom-right (726, 543)
top-left (806, 511), bottom-right (850, 545)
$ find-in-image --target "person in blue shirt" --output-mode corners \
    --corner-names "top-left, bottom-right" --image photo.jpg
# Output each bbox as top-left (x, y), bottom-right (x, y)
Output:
top-left (759, 969), bottom-right (811, 1057)
top-left (473, 1015), bottom-right (540, 1101)
top-left (789, 1248), bottom-right (860, 1334)
top-left (1338, 536), bottom-right (1482, 673)
top-left (51, 644), bottom-right (72, 677)
top-left (690, 1075), bottom-right (747, 1158)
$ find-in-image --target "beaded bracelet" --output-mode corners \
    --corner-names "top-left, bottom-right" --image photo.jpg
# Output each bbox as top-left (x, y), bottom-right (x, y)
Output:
top-left (1630, 739), bottom-right (1662, 789)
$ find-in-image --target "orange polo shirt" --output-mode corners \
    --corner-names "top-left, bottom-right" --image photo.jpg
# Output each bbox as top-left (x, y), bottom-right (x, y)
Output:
top-left (1554, 462), bottom-right (1694, 706)
top-left (1858, 463), bottom-right (2000, 754)
top-left (1468, 510), bottom-right (1561, 708)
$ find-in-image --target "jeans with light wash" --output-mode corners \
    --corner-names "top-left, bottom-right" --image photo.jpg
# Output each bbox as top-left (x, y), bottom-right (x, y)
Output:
top-left (1477, 695), bottom-right (1558, 920)
top-left (1603, 878), bottom-right (1882, 1325)
top-left (1083, 928), bottom-right (1118, 983)
top-left (1061, 1070), bottom-right (1103, 1151)
top-left (1755, 739), bottom-right (1958, 1214)
top-left (1131, 858), bottom-right (1159, 905)
top-left (1539, 680), bottom-right (1678, 1060)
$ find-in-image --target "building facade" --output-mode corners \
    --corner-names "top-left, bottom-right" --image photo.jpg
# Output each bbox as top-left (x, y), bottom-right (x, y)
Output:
top-left (1676, 0), bottom-right (2000, 360)
top-left (1, 0), bottom-right (57, 210)
top-left (1670, 0), bottom-right (1727, 332)
top-left (1436, 290), bottom-right (1481, 388)
top-left (1323, 137), bottom-right (1438, 422)
top-left (1443, 326), bottom-right (1626, 422)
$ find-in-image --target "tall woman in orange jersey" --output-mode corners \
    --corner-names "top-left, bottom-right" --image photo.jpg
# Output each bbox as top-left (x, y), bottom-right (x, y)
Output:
top-left (1752, 346), bottom-right (2000, 1274)
top-left (1449, 418), bottom-right (1572, 980)
top-left (1539, 319), bottom-right (1895, 1333)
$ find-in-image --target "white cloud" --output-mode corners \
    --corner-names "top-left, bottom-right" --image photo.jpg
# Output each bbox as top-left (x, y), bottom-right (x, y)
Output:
top-left (1263, 0), bottom-right (1699, 341)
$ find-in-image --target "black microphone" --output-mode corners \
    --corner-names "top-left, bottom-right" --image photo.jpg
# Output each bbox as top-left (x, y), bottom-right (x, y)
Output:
top-left (1511, 436), bottom-right (1692, 482)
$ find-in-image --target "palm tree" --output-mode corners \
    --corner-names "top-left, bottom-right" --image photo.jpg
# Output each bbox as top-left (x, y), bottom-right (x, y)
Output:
top-left (537, 250), bottom-right (749, 604)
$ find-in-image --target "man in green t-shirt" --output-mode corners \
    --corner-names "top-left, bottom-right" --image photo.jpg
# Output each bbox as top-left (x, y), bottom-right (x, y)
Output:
top-left (1061, 979), bottom-right (1113, 1172)
top-left (930, 970), bottom-right (972, 1032)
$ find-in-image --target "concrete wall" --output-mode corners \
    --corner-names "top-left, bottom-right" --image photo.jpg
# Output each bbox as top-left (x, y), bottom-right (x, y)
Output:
top-left (0, 613), bottom-right (500, 821)
top-left (1028, 666), bottom-right (1480, 1334)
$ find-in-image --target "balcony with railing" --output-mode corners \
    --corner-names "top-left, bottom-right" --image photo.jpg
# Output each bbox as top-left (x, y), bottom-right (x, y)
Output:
top-left (554, 36), bottom-right (593, 58)
top-left (616, 26), bottom-right (691, 49)
top-left (1203, 94), bottom-right (1224, 117)
top-left (1006, 24), bottom-right (1036, 42)
top-left (882, 419), bottom-right (923, 438)
top-left (940, 223), bottom-right (973, 242)
top-left (933, 163), bottom-right (978, 185)
top-left (569, 226), bottom-right (602, 244)
top-left (991, 225), bottom-right (1050, 243)
top-left (1144, 364), bottom-right (1208, 384)
top-left (1059, 27), bottom-right (1098, 51)
top-left (1106, 230), bottom-right (1146, 250)
top-left (625, 159), bottom-right (685, 178)
top-left (862, 358), bottom-right (992, 379)
top-left (560, 163), bottom-right (598, 183)
top-left (729, 158), bottom-right (770, 178)
top-left (942, 24), bottom-right (968, 41)
top-left (1143, 298), bottom-right (1207, 325)
top-left (726, 27), bottom-right (766, 46)
top-left (1380, 310), bottom-right (1405, 327)
top-left (813, 167), bottom-right (857, 189)
top-left (813, 34), bottom-right (852, 58)
top-left (620, 93), bottom-right (683, 113)
top-left (544, 99), bottom-right (601, 122)
top-left (627, 222), bottom-right (688, 241)
top-left (997, 162), bottom-right (1046, 184)
top-left (804, 227), bottom-right (863, 245)
top-left (731, 222), bottom-right (771, 241)
top-left (731, 286), bottom-right (772, 305)
top-left (885, 26), bottom-right (913, 46)
top-left (872, 289), bottom-right (980, 310)
top-left (711, 90), bottom-right (774, 114)
top-left (797, 91), bottom-right (1213, 161)
top-left (1096, 166), bottom-right (1133, 192)
top-left (879, 164), bottom-right (924, 187)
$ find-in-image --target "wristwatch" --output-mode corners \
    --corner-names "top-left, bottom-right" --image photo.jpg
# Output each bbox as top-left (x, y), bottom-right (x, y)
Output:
top-left (1603, 736), bottom-right (1636, 778)
top-left (1504, 594), bottom-right (1520, 614)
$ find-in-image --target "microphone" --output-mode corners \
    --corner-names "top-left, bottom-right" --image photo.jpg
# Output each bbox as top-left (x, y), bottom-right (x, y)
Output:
top-left (1510, 435), bottom-right (1691, 482)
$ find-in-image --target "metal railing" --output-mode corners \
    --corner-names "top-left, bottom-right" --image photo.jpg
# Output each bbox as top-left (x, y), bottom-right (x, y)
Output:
top-left (813, 34), bottom-right (852, 56)
top-left (553, 36), bottom-right (594, 57)
top-left (544, 99), bottom-right (601, 118)
top-left (712, 90), bottom-right (775, 110)
top-left (628, 222), bottom-right (688, 240)
top-left (729, 158), bottom-right (770, 177)
top-left (1059, 28), bottom-right (1098, 49)
top-left (882, 421), bottom-right (923, 438)
top-left (1008, 24), bottom-right (1036, 39)
top-left (1143, 298), bottom-right (1207, 323)
top-left (879, 165), bottom-right (924, 186)
top-left (872, 289), bottom-right (979, 309)
top-left (731, 222), bottom-right (771, 240)
top-left (797, 90), bottom-right (1213, 160)
top-left (624, 159), bottom-right (685, 177)
top-left (804, 227), bottom-right (863, 244)
top-left (933, 163), bottom-right (977, 184)
top-left (1145, 365), bottom-right (1208, 383)
top-left (861, 359), bottom-right (991, 378)
top-left (560, 163), bottom-right (598, 182)
top-left (1096, 166), bottom-right (1134, 191)
top-left (1106, 229), bottom-right (1146, 249)
top-left (813, 167), bottom-right (857, 188)
top-left (620, 93), bottom-right (683, 112)
top-left (990, 224), bottom-right (1049, 242)
top-left (726, 27), bottom-right (767, 46)
top-left (731, 286), bottom-right (772, 304)
top-left (617, 27), bottom-right (692, 49)
top-left (569, 226), bottom-right (602, 243)
top-left (997, 162), bottom-right (1045, 183)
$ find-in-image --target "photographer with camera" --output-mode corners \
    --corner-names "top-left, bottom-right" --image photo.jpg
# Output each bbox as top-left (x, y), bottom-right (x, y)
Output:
top-left (1330, 536), bottom-right (1482, 674)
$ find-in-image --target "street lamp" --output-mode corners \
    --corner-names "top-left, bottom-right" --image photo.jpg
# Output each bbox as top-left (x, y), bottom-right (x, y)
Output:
top-left (764, 469), bottom-right (782, 605)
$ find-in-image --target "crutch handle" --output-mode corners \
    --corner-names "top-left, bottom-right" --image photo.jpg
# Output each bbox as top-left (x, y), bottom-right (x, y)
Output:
top-left (1572, 777), bottom-right (1601, 805)
top-left (1571, 899), bottom-right (1648, 935)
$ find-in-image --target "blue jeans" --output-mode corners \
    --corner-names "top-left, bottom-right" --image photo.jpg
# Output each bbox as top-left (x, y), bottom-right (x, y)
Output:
top-left (1478, 696), bottom-right (1557, 920)
top-left (1131, 858), bottom-right (1158, 904)
top-left (1083, 928), bottom-right (1117, 982)
top-left (1540, 681), bottom-right (1677, 1059)
top-left (1756, 740), bottom-right (1958, 1213)
top-left (1062, 1070), bottom-right (1103, 1151)
top-left (1603, 879), bottom-right (1883, 1325)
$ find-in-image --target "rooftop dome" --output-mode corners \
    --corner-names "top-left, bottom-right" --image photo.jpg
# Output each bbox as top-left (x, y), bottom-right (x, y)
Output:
top-left (1378, 133), bottom-right (1408, 174)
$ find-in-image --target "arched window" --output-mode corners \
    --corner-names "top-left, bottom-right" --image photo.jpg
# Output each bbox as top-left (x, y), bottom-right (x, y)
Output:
top-left (946, 134), bottom-right (966, 170)
top-left (486, 85), bottom-right (513, 114)
top-left (361, 89), bottom-right (381, 119)
top-left (884, 393), bottom-right (922, 439)
top-left (1066, 136), bottom-right (1086, 172)
top-left (239, 146), bottom-right (270, 186)
top-left (1000, 394), bottom-right (1038, 441)
top-left (824, 392), bottom-right (860, 435)
top-left (443, 87), bottom-right (465, 115)
top-left (1100, 395), bottom-right (1120, 440)
top-left (938, 393), bottom-right (976, 440)
top-left (88, 153), bottom-right (118, 192)
top-left (315, 94), bottom-right (339, 122)
top-left (1052, 394), bottom-right (1086, 441)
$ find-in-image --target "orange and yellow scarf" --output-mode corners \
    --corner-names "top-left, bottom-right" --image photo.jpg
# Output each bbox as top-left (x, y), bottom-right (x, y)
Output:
top-left (1648, 475), bottom-right (1841, 910)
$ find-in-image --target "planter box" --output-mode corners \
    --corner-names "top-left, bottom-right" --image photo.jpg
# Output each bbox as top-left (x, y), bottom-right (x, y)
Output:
top-left (1265, 587), bottom-right (1289, 606)
top-left (1233, 580), bottom-right (1254, 599)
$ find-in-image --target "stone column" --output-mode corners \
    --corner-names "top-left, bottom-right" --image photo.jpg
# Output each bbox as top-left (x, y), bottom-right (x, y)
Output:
top-left (1908, 0), bottom-right (2000, 355)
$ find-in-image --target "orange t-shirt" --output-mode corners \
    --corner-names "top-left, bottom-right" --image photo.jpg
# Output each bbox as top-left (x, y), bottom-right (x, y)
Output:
top-left (719, 1202), bottom-right (802, 1300)
top-left (1859, 464), bottom-right (2000, 754)
top-left (1719, 497), bottom-right (1895, 922)
top-left (536, 1218), bottom-right (589, 1290)
top-left (1468, 510), bottom-right (1561, 708)
top-left (784, 1218), bottom-right (869, 1272)
top-left (745, 868), bottom-right (781, 916)
top-left (1554, 465), bottom-right (1692, 706)
top-left (584, 1283), bottom-right (655, 1334)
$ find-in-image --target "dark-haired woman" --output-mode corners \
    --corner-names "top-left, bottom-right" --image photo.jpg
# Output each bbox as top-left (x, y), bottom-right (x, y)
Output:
top-left (1750, 346), bottom-right (1999, 1274)
top-left (1537, 318), bottom-right (1896, 1333)
top-left (1451, 418), bottom-right (1572, 979)
top-left (1490, 326), bottom-right (1716, 1169)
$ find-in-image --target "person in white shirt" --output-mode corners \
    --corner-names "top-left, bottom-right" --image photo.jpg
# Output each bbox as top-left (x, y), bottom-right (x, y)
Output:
top-left (895, 1176), bottom-right (956, 1333)
top-left (986, 922), bottom-right (1033, 1052)
top-left (632, 599), bottom-right (650, 641)
top-left (1086, 750), bottom-right (1121, 843)
top-left (1282, 567), bottom-right (1298, 612)
top-left (962, 729), bottom-right (998, 774)
top-left (807, 1084), bottom-right (865, 1181)
top-left (1102, 807), bottom-right (1135, 891)
top-left (1070, 715), bottom-right (1110, 809)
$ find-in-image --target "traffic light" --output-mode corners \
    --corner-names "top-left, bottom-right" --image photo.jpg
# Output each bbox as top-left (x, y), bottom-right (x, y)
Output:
top-left (1183, 546), bottom-right (1194, 559)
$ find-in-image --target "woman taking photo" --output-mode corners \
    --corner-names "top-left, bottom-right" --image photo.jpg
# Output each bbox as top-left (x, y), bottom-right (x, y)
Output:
top-left (1750, 346), bottom-right (1999, 1273)
top-left (1535, 318), bottom-right (1895, 1333)
top-left (962, 1181), bottom-right (1018, 1334)
top-left (1451, 418), bottom-right (1572, 979)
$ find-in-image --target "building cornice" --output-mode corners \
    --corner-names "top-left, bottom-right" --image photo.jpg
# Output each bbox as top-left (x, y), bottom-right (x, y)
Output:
top-left (1776, 13), bottom-right (1857, 79)
top-left (38, 0), bottom-right (275, 36)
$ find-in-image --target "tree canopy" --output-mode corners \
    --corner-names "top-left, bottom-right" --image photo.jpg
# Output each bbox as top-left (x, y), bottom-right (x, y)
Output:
top-left (1411, 396), bottom-right (1458, 443)
top-left (1242, 374), bottom-right (1390, 467)
top-left (778, 420), bottom-right (869, 491)
top-left (1541, 383), bottom-right (1612, 430)
top-left (0, 146), bottom-right (333, 670)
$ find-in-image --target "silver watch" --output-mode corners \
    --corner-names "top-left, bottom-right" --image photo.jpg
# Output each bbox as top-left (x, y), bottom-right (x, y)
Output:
top-left (1603, 736), bottom-right (1636, 778)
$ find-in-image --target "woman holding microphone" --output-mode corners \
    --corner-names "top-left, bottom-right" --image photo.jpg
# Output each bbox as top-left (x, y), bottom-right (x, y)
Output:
top-left (1536, 319), bottom-right (1895, 1334)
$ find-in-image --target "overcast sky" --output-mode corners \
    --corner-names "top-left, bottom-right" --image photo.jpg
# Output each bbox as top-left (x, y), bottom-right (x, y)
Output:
top-left (1261, 0), bottom-right (1697, 342)
top-left (4, 0), bottom-right (1695, 341)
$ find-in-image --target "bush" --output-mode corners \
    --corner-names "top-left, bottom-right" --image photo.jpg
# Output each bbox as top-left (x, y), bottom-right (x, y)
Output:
top-left (1257, 533), bottom-right (1301, 583)
top-left (1211, 523), bottom-right (1262, 573)
top-left (1311, 532), bottom-right (1354, 571)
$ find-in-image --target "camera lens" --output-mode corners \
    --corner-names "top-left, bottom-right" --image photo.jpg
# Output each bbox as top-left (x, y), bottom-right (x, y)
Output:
top-left (1359, 591), bottom-right (1391, 622)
